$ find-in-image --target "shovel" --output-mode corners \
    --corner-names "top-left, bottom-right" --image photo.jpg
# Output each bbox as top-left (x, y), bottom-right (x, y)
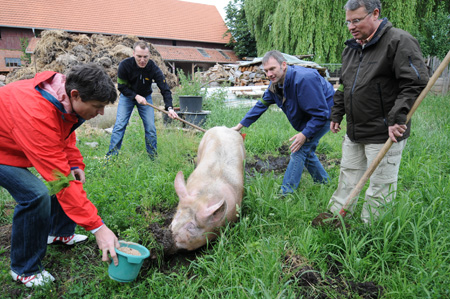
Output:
top-left (142, 102), bottom-right (206, 133)
top-left (312, 49), bottom-right (450, 228)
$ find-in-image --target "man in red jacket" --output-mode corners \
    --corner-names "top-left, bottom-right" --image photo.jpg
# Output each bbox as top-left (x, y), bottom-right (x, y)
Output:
top-left (0, 63), bottom-right (120, 287)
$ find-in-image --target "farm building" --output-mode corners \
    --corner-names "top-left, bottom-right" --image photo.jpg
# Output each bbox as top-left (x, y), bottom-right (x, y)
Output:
top-left (0, 0), bottom-right (240, 76)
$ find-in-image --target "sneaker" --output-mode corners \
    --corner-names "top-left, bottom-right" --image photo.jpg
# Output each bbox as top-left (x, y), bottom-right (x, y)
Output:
top-left (47, 234), bottom-right (88, 246)
top-left (10, 269), bottom-right (55, 287)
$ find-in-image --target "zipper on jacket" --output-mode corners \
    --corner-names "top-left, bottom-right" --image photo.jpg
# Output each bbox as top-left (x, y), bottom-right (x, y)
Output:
top-left (350, 50), bottom-right (364, 140)
top-left (377, 83), bottom-right (387, 127)
top-left (408, 56), bottom-right (421, 80)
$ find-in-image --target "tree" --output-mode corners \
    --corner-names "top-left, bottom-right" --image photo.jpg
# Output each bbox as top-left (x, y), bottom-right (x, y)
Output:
top-left (244, 0), bottom-right (450, 64)
top-left (413, 2), bottom-right (450, 60)
top-left (224, 0), bottom-right (257, 58)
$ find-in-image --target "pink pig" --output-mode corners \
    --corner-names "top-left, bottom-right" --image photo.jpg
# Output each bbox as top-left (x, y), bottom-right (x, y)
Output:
top-left (169, 126), bottom-right (245, 251)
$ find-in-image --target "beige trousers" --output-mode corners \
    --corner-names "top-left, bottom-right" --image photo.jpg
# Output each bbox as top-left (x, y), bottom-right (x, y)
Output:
top-left (328, 135), bottom-right (407, 223)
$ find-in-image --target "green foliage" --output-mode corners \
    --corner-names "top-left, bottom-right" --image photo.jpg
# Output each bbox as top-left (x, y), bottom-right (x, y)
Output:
top-left (244, 0), bottom-right (450, 63)
top-left (224, 0), bottom-right (257, 58)
top-left (412, 3), bottom-right (450, 60)
top-left (174, 69), bottom-right (207, 97)
top-left (1, 94), bottom-right (450, 297)
top-left (19, 37), bottom-right (31, 64)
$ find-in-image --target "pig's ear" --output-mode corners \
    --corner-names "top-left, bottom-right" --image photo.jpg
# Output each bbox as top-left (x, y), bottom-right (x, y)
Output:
top-left (198, 200), bottom-right (227, 225)
top-left (174, 171), bottom-right (189, 202)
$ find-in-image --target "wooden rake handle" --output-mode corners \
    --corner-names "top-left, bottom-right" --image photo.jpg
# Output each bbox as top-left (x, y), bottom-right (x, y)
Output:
top-left (142, 102), bottom-right (206, 133)
top-left (339, 49), bottom-right (450, 216)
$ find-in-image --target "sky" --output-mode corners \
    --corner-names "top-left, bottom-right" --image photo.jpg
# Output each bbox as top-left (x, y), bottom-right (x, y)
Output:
top-left (179, 0), bottom-right (232, 21)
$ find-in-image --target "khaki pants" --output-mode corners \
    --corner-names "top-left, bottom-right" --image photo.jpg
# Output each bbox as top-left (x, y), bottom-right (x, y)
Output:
top-left (328, 135), bottom-right (407, 223)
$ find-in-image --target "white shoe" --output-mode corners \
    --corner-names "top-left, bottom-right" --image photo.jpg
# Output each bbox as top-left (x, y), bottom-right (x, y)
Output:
top-left (10, 269), bottom-right (55, 287)
top-left (47, 234), bottom-right (88, 245)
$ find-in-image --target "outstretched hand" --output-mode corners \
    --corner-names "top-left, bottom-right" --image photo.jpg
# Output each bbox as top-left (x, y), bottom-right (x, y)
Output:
top-left (94, 225), bottom-right (120, 266)
top-left (289, 132), bottom-right (306, 153)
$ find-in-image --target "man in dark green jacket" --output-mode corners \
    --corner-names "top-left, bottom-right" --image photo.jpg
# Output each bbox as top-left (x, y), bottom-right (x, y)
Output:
top-left (328, 0), bottom-right (428, 223)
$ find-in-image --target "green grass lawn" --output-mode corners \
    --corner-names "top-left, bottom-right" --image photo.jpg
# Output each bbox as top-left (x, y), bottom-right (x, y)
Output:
top-left (1, 92), bottom-right (449, 298)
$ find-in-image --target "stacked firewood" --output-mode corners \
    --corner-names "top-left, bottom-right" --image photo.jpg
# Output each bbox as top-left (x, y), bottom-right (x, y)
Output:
top-left (200, 63), bottom-right (237, 86)
top-left (199, 60), bottom-right (329, 87)
top-left (234, 64), bottom-right (270, 86)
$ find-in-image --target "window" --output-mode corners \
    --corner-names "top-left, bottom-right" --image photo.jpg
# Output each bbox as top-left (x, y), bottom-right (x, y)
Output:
top-left (5, 58), bottom-right (21, 67)
top-left (197, 48), bottom-right (210, 58)
top-left (172, 40), bottom-right (177, 46)
top-left (218, 50), bottom-right (230, 60)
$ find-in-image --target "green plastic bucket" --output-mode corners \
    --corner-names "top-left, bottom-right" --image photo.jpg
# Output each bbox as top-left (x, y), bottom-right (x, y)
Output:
top-left (108, 241), bottom-right (150, 282)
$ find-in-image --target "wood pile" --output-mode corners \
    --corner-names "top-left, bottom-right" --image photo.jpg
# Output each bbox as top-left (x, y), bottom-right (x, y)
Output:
top-left (199, 59), bottom-right (329, 87)
top-left (200, 63), bottom-right (237, 86)
top-left (234, 64), bottom-right (270, 86)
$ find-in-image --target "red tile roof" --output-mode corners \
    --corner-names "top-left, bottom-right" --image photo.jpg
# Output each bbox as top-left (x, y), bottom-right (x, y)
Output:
top-left (0, 0), bottom-right (231, 44)
top-left (154, 45), bottom-right (239, 63)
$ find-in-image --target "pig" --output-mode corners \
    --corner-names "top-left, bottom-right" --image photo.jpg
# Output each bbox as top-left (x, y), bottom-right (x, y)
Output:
top-left (169, 126), bottom-right (245, 252)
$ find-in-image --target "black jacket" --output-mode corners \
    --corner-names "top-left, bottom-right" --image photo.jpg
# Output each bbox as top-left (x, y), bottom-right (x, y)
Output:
top-left (117, 57), bottom-right (173, 110)
top-left (331, 19), bottom-right (429, 143)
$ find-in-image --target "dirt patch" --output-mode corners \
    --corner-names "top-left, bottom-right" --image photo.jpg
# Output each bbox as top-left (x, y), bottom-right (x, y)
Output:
top-left (0, 224), bottom-right (12, 255)
top-left (284, 251), bottom-right (383, 298)
top-left (118, 246), bottom-right (141, 256)
top-left (244, 145), bottom-right (336, 177)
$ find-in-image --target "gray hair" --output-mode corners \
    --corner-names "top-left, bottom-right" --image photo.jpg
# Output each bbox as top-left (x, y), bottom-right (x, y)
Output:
top-left (344, 0), bottom-right (381, 14)
top-left (262, 50), bottom-right (286, 65)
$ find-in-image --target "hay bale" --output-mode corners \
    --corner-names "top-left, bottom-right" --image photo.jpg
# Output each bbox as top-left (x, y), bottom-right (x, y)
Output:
top-left (6, 30), bottom-right (178, 88)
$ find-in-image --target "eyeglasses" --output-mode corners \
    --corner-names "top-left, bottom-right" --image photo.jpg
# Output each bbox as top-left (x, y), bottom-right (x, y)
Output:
top-left (345, 12), bottom-right (372, 26)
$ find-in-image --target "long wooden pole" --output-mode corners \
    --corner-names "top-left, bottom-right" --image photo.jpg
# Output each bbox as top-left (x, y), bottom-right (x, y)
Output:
top-left (142, 102), bottom-right (206, 133)
top-left (339, 49), bottom-right (450, 216)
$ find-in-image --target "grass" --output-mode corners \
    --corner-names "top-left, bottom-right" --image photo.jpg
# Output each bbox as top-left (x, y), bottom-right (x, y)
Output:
top-left (1, 92), bottom-right (449, 298)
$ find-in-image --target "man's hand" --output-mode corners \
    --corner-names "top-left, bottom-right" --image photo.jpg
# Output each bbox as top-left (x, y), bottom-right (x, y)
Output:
top-left (388, 124), bottom-right (407, 143)
top-left (289, 132), bottom-right (307, 153)
top-left (330, 121), bottom-right (341, 133)
top-left (167, 108), bottom-right (179, 119)
top-left (94, 225), bottom-right (120, 266)
top-left (71, 168), bottom-right (86, 184)
top-left (231, 123), bottom-right (244, 132)
top-left (135, 95), bottom-right (147, 105)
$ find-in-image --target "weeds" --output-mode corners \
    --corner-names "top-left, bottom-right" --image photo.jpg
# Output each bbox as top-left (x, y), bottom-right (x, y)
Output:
top-left (0, 93), bottom-right (449, 298)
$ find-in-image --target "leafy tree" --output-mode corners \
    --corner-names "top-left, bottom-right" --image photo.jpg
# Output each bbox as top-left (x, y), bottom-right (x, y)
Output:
top-left (244, 0), bottom-right (450, 63)
top-left (413, 3), bottom-right (450, 60)
top-left (224, 0), bottom-right (257, 58)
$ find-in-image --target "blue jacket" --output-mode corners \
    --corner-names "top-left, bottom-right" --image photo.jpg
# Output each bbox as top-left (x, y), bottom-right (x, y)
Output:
top-left (240, 65), bottom-right (334, 139)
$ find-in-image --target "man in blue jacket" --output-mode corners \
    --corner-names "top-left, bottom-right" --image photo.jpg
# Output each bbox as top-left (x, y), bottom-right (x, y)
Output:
top-left (232, 50), bottom-right (335, 195)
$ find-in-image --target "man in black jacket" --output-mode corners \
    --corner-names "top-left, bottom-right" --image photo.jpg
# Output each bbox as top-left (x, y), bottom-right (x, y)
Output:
top-left (327, 0), bottom-right (428, 223)
top-left (107, 41), bottom-right (178, 159)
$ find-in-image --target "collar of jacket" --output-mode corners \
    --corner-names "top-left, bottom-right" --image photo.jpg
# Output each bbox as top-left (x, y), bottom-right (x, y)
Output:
top-left (34, 75), bottom-right (85, 137)
top-left (268, 66), bottom-right (293, 103)
top-left (345, 18), bottom-right (391, 50)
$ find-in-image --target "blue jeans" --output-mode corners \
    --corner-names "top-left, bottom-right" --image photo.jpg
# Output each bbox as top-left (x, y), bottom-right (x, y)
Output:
top-left (0, 165), bottom-right (76, 276)
top-left (107, 94), bottom-right (157, 157)
top-left (281, 120), bottom-right (331, 194)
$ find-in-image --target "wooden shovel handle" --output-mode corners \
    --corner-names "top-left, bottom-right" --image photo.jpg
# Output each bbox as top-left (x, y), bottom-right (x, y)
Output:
top-left (142, 102), bottom-right (206, 133)
top-left (339, 50), bottom-right (450, 216)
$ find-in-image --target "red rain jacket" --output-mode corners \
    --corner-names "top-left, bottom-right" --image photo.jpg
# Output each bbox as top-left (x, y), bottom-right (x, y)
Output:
top-left (0, 71), bottom-right (103, 231)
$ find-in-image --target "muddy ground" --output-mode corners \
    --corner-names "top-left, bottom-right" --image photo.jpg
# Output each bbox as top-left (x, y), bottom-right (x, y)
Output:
top-left (0, 148), bottom-right (382, 297)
